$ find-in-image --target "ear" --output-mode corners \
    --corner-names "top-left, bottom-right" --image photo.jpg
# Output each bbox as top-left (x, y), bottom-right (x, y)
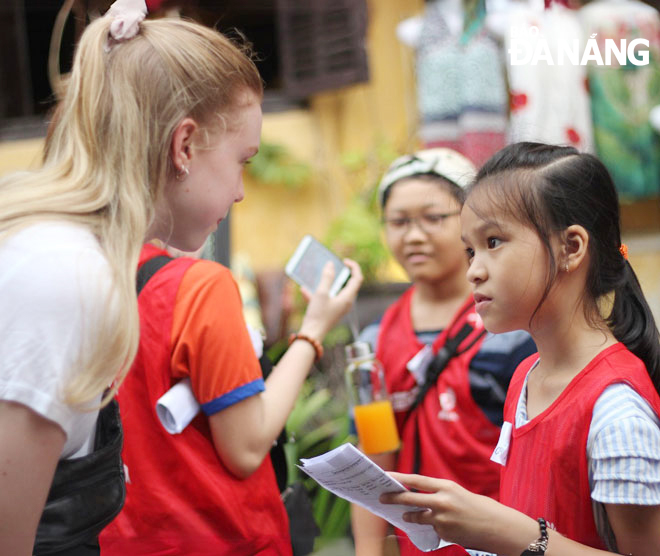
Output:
top-left (170, 117), bottom-right (198, 173)
top-left (562, 224), bottom-right (589, 272)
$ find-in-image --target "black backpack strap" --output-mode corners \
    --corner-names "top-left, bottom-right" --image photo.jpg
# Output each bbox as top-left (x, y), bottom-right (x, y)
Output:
top-left (408, 323), bottom-right (477, 418)
top-left (404, 322), bottom-right (487, 476)
top-left (259, 352), bottom-right (289, 493)
top-left (136, 255), bottom-right (173, 295)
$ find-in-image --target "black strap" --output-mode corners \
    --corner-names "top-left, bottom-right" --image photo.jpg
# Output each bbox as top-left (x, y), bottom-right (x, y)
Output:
top-left (408, 323), bottom-right (476, 418)
top-left (136, 255), bottom-right (173, 294)
top-left (406, 323), bottom-right (487, 475)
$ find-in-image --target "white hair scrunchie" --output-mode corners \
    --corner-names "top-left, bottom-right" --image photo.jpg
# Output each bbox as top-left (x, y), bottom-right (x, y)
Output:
top-left (105, 0), bottom-right (147, 50)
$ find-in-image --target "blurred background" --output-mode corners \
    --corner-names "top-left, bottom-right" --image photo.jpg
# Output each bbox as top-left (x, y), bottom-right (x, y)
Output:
top-left (1, 0), bottom-right (659, 552)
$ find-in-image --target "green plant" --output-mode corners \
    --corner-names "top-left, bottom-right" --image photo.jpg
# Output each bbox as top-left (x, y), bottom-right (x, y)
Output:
top-left (284, 377), bottom-right (357, 550)
top-left (325, 141), bottom-right (401, 283)
top-left (246, 141), bottom-right (311, 188)
top-left (325, 193), bottom-right (389, 284)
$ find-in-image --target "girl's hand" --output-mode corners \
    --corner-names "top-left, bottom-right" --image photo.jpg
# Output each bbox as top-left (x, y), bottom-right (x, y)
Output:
top-left (298, 259), bottom-right (363, 342)
top-left (380, 472), bottom-right (538, 555)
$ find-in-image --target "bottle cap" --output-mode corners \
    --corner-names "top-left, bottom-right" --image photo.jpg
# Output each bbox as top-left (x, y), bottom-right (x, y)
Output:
top-left (345, 341), bottom-right (373, 362)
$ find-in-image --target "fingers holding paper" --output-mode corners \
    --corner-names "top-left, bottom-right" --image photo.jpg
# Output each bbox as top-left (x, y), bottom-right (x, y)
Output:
top-left (380, 472), bottom-right (511, 553)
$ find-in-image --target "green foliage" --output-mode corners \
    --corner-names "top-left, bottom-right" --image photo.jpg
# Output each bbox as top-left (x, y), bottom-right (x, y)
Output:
top-left (285, 378), bottom-right (357, 550)
top-left (322, 323), bottom-right (354, 349)
top-left (325, 141), bottom-right (401, 283)
top-left (325, 195), bottom-right (389, 284)
top-left (246, 141), bottom-right (311, 188)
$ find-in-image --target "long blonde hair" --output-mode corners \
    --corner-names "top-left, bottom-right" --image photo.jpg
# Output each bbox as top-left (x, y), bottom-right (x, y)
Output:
top-left (0, 16), bottom-right (263, 405)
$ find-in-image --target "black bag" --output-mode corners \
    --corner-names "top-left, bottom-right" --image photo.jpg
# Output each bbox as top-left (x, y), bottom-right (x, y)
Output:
top-left (34, 398), bottom-right (125, 555)
top-left (282, 482), bottom-right (320, 556)
top-left (261, 353), bottom-right (320, 555)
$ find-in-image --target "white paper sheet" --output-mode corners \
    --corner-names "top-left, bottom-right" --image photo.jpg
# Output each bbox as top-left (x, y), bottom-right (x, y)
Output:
top-left (155, 378), bottom-right (200, 434)
top-left (298, 443), bottom-right (452, 552)
top-left (154, 323), bottom-right (264, 434)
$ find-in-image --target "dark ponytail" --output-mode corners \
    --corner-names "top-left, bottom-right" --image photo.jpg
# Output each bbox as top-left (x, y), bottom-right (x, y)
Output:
top-left (609, 261), bottom-right (660, 394)
top-left (468, 142), bottom-right (660, 395)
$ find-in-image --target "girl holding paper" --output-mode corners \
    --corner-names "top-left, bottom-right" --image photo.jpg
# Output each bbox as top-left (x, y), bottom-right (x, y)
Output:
top-left (352, 148), bottom-right (536, 556)
top-left (381, 143), bottom-right (660, 556)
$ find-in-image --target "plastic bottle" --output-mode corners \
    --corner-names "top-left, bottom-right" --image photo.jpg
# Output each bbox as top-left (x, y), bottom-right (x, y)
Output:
top-left (345, 341), bottom-right (400, 454)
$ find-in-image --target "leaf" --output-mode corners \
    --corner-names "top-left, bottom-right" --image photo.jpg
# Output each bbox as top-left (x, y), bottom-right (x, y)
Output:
top-left (246, 140), bottom-right (311, 189)
top-left (287, 388), bottom-right (332, 434)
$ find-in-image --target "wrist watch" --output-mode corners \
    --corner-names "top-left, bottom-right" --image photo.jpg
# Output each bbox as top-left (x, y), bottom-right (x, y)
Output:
top-left (521, 518), bottom-right (548, 556)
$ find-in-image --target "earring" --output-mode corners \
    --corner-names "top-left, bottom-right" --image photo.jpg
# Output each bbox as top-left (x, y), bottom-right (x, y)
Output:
top-left (564, 262), bottom-right (569, 272)
top-left (176, 166), bottom-right (189, 181)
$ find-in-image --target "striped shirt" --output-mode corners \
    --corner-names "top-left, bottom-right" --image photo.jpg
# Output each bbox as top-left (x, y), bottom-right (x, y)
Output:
top-left (515, 367), bottom-right (660, 551)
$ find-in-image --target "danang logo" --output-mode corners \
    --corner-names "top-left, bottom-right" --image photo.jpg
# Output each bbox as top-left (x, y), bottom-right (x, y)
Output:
top-left (508, 26), bottom-right (650, 66)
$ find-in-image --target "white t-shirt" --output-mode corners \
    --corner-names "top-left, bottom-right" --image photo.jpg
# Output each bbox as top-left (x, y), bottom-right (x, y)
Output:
top-left (0, 221), bottom-right (116, 458)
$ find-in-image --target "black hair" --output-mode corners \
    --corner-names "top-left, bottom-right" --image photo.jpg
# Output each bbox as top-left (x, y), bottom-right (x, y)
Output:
top-left (381, 174), bottom-right (465, 210)
top-left (467, 142), bottom-right (660, 394)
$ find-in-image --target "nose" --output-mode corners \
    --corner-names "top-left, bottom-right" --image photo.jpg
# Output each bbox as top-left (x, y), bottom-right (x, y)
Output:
top-left (466, 255), bottom-right (486, 284)
top-left (235, 177), bottom-right (245, 203)
top-left (403, 218), bottom-right (427, 241)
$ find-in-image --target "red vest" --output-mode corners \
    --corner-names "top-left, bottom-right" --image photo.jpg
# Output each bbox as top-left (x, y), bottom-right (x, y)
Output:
top-left (377, 290), bottom-right (500, 556)
top-left (500, 343), bottom-right (660, 549)
top-left (100, 245), bottom-right (291, 556)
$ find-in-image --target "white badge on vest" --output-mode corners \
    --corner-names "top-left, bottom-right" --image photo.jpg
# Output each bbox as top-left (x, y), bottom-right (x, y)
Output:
top-left (406, 344), bottom-right (434, 385)
top-left (490, 421), bottom-right (513, 466)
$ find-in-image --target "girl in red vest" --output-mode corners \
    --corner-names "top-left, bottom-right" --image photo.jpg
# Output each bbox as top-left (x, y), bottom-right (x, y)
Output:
top-left (82, 4), bottom-right (363, 556)
top-left (381, 142), bottom-right (660, 555)
top-left (352, 148), bottom-right (536, 556)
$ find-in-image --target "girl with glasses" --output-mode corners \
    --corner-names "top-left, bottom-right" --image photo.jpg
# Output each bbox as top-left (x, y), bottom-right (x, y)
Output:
top-left (352, 148), bottom-right (536, 556)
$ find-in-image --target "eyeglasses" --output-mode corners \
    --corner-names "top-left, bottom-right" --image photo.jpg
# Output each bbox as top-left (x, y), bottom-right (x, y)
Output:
top-left (382, 211), bottom-right (461, 235)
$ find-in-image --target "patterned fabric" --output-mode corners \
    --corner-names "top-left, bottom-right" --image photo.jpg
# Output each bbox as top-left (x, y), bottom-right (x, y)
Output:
top-left (504, 4), bottom-right (594, 152)
top-left (579, 0), bottom-right (660, 200)
top-left (589, 383), bottom-right (660, 550)
top-left (377, 148), bottom-right (477, 206)
top-left (416, 0), bottom-right (508, 167)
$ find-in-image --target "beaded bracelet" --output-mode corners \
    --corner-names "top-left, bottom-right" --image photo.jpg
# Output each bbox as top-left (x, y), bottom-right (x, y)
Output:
top-left (288, 333), bottom-right (324, 362)
top-left (521, 518), bottom-right (548, 555)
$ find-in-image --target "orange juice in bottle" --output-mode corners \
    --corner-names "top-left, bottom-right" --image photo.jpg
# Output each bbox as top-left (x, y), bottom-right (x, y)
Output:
top-left (345, 342), bottom-right (400, 455)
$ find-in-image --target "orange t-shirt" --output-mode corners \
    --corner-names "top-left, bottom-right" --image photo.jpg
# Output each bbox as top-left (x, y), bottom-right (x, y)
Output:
top-left (170, 260), bottom-right (264, 414)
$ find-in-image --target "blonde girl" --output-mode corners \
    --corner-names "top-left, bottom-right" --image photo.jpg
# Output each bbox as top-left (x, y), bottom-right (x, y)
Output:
top-left (381, 142), bottom-right (660, 555)
top-left (0, 1), bottom-right (269, 553)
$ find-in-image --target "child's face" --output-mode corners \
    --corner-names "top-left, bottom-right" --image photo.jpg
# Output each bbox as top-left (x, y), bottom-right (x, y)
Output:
top-left (461, 202), bottom-right (551, 334)
top-left (157, 92), bottom-right (262, 252)
top-left (383, 178), bottom-right (466, 284)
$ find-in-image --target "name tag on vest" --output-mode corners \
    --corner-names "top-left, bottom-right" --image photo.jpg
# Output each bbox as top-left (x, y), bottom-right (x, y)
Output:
top-left (490, 421), bottom-right (513, 466)
top-left (406, 344), bottom-right (434, 385)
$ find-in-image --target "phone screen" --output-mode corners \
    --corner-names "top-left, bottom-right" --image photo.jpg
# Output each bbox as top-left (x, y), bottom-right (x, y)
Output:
top-left (285, 235), bottom-right (350, 296)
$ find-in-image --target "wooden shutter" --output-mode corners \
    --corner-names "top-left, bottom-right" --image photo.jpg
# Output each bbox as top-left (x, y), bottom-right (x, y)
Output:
top-left (276, 0), bottom-right (369, 98)
top-left (0, 0), bottom-right (33, 120)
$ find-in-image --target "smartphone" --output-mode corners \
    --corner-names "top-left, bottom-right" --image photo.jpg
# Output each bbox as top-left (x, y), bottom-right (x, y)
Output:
top-left (285, 235), bottom-right (351, 297)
